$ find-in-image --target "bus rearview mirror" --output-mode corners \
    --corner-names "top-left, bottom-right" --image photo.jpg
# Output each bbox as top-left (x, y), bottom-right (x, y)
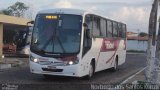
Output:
top-left (83, 23), bottom-right (88, 28)
top-left (27, 21), bottom-right (34, 25)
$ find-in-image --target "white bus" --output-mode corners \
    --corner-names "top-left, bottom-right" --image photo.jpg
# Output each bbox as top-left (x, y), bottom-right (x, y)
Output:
top-left (29, 8), bottom-right (127, 79)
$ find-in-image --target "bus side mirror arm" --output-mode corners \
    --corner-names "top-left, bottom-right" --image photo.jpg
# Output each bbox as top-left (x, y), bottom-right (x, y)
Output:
top-left (27, 21), bottom-right (34, 25)
top-left (83, 23), bottom-right (88, 28)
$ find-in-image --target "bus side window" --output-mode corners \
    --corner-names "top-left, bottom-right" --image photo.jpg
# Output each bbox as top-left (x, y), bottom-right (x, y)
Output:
top-left (122, 24), bottom-right (126, 38)
top-left (83, 15), bottom-right (93, 56)
top-left (92, 16), bottom-right (101, 37)
top-left (118, 23), bottom-right (122, 38)
top-left (113, 22), bottom-right (118, 37)
top-left (85, 15), bottom-right (93, 30)
top-left (107, 20), bottom-right (113, 37)
top-left (100, 18), bottom-right (107, 37)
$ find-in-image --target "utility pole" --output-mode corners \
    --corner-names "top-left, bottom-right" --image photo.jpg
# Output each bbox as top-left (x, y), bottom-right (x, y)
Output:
top-left (146, 0), bottom-right (160, 84)
top-left (137, 29), bottom-right (140, 40)
top-left (137, 29), bottom-right (140, 50)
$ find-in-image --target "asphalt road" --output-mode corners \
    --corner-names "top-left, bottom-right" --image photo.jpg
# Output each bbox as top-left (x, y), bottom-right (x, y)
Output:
top-left (0, 54), bottom-right (146, 90)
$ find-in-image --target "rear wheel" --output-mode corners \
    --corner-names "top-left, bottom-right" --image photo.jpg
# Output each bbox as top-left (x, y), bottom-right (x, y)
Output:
top-left (111, 57), bottom-right (118, 72)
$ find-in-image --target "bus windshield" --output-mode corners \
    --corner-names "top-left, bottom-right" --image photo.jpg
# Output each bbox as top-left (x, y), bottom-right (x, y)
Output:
top-left (31, 14), bottom-right (82, 54)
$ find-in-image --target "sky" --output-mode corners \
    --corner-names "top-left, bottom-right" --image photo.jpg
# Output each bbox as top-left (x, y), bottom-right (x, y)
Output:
top-left (0, 0), bottom-right (155, 33)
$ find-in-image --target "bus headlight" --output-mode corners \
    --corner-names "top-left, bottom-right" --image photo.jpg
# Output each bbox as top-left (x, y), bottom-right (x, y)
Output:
top-left (33, 58), bottom-right (38, 63)
top-left (66, 58), bottom-right (79, 65)
top-left (30, 55), bottom-right (39, 63)
top-left (68, 61), bottom-right (74, 65)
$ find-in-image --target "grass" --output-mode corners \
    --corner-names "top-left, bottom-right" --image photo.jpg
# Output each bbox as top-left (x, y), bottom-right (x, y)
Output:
top-left (127, 50), bottom-right (146, 53)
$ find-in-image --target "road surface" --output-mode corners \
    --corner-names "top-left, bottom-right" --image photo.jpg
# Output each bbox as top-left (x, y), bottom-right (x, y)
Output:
top-left (0, 54), bottom-right (146, 90)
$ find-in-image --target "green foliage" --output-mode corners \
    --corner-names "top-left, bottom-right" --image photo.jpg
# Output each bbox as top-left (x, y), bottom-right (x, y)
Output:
top-left (0, 11), bottom-right (3, 14)
top-left (1, 2), bottom-right (29, 17)
top-left (138, 32), bottom-right (148, 37)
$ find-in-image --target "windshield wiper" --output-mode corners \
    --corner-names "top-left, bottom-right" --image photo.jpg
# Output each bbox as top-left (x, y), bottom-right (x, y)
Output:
top-left (41, 30), bottom-right (66, 53)
top-left (56, 35), bottom-right (66, 53)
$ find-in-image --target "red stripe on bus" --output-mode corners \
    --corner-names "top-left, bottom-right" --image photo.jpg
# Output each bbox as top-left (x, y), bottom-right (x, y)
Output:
top-left (95, 39), bottom-right (120, 69)
top-left (95, 47), bottom-right (102, 68)
top-left (106, 50), bottom-right (117, 64)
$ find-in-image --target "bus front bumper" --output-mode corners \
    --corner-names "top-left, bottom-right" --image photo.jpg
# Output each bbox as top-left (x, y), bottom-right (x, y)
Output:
top-left (29, 61), bottom-right (81, 77)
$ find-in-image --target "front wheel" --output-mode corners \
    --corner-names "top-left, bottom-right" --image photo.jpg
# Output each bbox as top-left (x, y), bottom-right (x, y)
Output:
top-left (86, 62), bottom-right (94, 79)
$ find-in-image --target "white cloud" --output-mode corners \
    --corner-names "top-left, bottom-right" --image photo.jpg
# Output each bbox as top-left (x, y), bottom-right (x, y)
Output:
top-left (109, 7), bottom-right (149, 22)
top-left (54, 0), bottom-right (72, 8)
top-left (108, 6), bottom-right (150, 32)
top-left (86, 6), bottom-right (97, 12)
top-left (0, 0), bottom-right (152, 32)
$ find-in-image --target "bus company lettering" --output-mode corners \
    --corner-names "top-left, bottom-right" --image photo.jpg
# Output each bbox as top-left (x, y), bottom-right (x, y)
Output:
top-left (104, 41), bottom-right (114, 49)
top-left (101, 39), bottom-right (118, 52)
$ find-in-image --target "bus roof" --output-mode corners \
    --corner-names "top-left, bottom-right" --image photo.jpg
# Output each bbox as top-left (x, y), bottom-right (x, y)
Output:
top-left (38, 8), bottom-right (86, 15)
top-left (38, 8), bottom-right (126, 24)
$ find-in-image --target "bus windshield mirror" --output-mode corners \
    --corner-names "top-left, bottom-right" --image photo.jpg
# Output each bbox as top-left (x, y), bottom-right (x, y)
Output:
top-left (27, 21), bottom-right (34, 25)
top-left (83, 23), bottom-right (88, 28)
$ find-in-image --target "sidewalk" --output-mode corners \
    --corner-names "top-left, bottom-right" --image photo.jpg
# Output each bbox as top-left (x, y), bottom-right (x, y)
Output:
top-left (0, 57), bottom-right (28, 69)
top-left (120, 68), bottom-right (146, 84)
top-left (124, 70), bottom-right (146, 84)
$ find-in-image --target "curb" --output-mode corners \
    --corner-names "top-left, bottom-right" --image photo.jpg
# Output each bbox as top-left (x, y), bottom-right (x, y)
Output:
top-left (0, 64), bottom-right (11, 69)
top-left (0, 58), bottom-right (24, 69)
top-left (11, 60), bottom-right (23, 67)
top-left (127, 52), bottom-right (146, 55)
top-left (120, 67), bottom-right (146, 84)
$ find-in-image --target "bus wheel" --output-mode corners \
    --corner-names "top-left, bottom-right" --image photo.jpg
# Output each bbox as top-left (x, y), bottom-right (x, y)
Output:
top-left (111, 57), bottom-right (118, 72)
top-left (86, 62), bottom-right (94, 79)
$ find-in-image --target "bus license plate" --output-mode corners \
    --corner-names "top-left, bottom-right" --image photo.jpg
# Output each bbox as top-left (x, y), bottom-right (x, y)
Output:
top-left (48, 66), bottom-right (56, 69)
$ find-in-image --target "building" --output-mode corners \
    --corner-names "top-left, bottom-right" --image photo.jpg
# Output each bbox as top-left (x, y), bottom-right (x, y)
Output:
top-left (127, 31), bottom-right (138, 37)
top-left (0, 14), bottom-right (32, 57)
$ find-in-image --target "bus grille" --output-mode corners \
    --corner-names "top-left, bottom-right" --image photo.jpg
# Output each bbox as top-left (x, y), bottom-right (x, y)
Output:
top-left (42, 68), bottom-right (63, 72)
top-left (39, 61), bottom-right (66, 66)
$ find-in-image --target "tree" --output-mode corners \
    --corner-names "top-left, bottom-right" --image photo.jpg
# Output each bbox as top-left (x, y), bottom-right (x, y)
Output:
top-left (1, 2), bottom-right (29, 17)
top-left (0, 11), bottom-right (3, 14)
top-left (138, 32), bottom-right (148, 37)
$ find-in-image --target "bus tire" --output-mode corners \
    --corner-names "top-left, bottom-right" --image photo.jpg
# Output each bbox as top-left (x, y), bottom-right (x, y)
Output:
top-left (86, 61), bottom-right (95, 80)
top-left (111, 57), bottom-right (118, 72)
